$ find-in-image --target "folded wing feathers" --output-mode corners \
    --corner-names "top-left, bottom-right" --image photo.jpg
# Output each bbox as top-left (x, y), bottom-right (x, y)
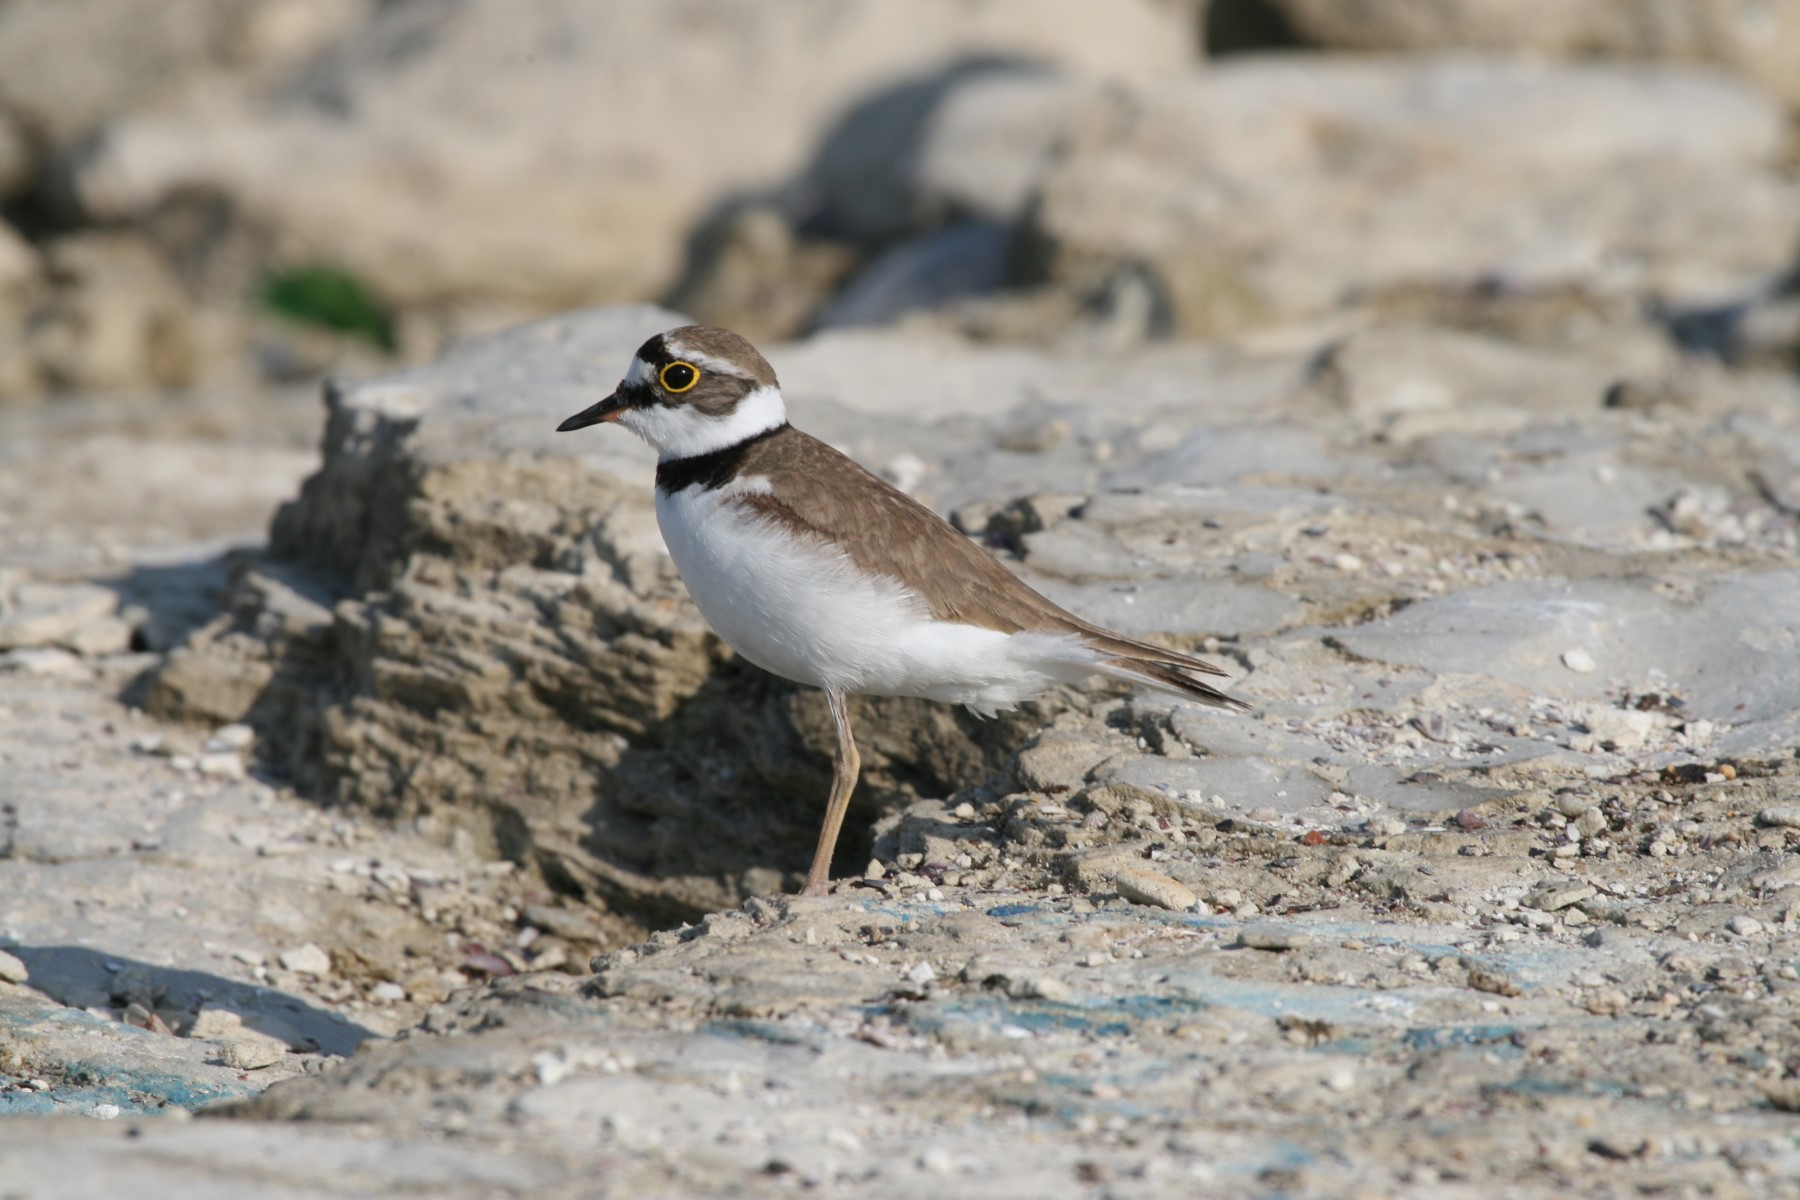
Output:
top-left (1103, 656), bottom-right (1252, 712)
top-left (730, 429), bottom-right (1252, 711)
top-left (1062, 618), bottom-right (1251, 711)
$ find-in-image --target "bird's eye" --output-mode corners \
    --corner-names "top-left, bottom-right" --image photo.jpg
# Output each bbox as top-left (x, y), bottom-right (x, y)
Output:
top-left (660, 361), bottom-right (699, 393)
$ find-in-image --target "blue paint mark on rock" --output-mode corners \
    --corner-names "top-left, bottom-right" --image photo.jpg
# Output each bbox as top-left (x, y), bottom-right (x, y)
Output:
top-left (1402, 1025), bottom-right (1523, 1052)
top-left (0, 986), bottom-right (290, 1115)
top-left (984, 904), bottom-right (1045, 920)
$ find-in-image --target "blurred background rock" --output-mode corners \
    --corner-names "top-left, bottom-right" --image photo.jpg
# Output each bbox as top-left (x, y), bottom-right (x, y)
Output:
top-left (0, 0), bottom-right (1794, 407)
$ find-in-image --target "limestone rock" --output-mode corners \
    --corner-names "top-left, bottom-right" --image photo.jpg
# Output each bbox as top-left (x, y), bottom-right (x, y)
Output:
top-left (74, 0), bottom-right (1199, 313)
top-left (1223, 0), bottom-right (1800, 112)
top-left (27, 233), bottom-right (198, 393)
top-left (919, 58), bottom-right (1797, 337)
top-left (0, 0), bottom-right (365, 175)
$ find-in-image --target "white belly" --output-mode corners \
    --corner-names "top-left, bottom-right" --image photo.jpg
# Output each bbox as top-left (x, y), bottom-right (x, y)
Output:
top-left (654, 484), bottom-right (1101, 713)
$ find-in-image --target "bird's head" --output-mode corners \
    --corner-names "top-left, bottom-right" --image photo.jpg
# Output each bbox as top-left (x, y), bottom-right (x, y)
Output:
top-left (557, 324), bottom-right (786, 460)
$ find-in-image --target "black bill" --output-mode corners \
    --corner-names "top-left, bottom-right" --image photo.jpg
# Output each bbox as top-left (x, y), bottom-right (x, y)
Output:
top-left (556, 391), bottom-right (627, 432)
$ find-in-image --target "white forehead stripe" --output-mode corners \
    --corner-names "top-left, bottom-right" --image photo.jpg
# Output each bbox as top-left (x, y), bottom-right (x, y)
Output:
top-left (662, 343), bottom-right (750, 378)
top-left (624, 355), bottom-right (654, 385)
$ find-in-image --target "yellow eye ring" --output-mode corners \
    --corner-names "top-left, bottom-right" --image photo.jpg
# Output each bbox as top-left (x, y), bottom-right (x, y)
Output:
top-left (659, 361), bottom-right (700, 393)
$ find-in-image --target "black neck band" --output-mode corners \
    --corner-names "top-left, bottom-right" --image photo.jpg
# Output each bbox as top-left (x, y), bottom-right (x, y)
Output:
top-left (654, 423), bottom-right (790, 494)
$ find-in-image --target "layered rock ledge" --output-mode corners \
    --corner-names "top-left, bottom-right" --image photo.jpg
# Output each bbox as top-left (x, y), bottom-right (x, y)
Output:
top-left (147, 303), bottom-right (1800, 933)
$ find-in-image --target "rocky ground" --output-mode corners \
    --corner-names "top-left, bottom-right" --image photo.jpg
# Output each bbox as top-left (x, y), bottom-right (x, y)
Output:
top-left (4, 3), bottom-right (1800, 1198)
top-left (4, 295), bottom-right (1800, 1196)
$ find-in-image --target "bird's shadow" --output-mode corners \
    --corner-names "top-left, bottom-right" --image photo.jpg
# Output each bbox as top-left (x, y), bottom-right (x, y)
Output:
top-left (575, 660), bottom-right (1054, 927)
top-left (5, 943), bottom-right (375, 1057)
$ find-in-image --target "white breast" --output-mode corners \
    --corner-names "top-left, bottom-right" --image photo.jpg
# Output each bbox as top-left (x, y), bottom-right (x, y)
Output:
top-left (654, 483), bottom-right (1105, 714)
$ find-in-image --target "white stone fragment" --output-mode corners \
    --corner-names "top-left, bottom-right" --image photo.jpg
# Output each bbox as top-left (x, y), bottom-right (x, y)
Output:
top-left (1561, 648), bottom-right (1597, 674)
top-left (1115, 867), bottom-right (1198, 912)
top-left (220, 1040), bottom-right (285, 1070)
top-left (206, 723), bottom-right (255, 751)
top-left (278, 943), bottom-right (332, 976)
top-left (1580, 707), bottom-right (1661, 751)
top-left (196, 751), bottom-right (246, 779)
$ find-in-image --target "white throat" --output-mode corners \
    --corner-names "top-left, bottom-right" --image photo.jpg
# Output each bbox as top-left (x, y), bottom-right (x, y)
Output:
top-left (618, 384), bottom-right (788, 461)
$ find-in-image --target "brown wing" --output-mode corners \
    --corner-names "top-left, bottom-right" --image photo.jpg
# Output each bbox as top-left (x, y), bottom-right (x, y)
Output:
top-left (734, 428), bottom-right (1238, 689)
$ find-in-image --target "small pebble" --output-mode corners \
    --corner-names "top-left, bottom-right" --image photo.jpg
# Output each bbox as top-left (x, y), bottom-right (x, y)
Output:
top-left (1764, 1080), bottom-right (1800, 1113)
top-left (1585, 989), bottom-right (1629, 1016)
top-left (1247, 806), bottom-right (1281, 823)
top-left (1115, 868), bottom-right (1198, 912)
top-left (187, 1009), bottom-right (244, 1039)
top-left (1555, 794), bottom-right (1592, 819)
top-left (277, 943), bottom-right (332, 976)
top-left (123, 1003), bottom-right (174, 1035)
top-left (1526, 884), bottom-right (1595, 912)
top-left (1237, 924), bottom-right (1311, 952)
top-left (0, 949), bottom-right (28, 984)
top-left (1209, 888), bottom-right (1243, 910)
top-left (220, 1040), bottom-right (285, 1070)
top-left (918, 1147), bottom-right (957, 1175)
top-left (1332, 553), bottom-right (1364, 573)
top-left (1003, 972), bottom-right (1072, 1002)
top-left (1756, 806), bottom-right (1800, 829)
top-left (1726, 915), bottom-right (1763, 938)
top-left (206, 723), bottom-right (255, 751)
top-left (370, 981), bottom-right (406, 1003)
top-left (195, 751), bottom-right (245, 780)
top-left (1561, 648), bottom-right (1597, 674)
top-left (1465, 964), bottom-right (1523, 997)
top-left (88, 1103), bottom-right (121, 1120)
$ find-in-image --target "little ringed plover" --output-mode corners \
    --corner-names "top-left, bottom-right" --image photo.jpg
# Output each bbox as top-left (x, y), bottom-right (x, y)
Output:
top-left (558, 325), bottom-right (1247, 896)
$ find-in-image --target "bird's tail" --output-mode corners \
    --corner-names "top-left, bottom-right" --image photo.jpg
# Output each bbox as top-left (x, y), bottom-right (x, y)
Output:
top-left (1097, 656), bottom-right (1252, 711)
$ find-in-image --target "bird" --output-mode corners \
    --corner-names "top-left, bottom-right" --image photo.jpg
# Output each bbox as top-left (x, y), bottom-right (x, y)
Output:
top-left (557, 325), bottom-right (1248, 896)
